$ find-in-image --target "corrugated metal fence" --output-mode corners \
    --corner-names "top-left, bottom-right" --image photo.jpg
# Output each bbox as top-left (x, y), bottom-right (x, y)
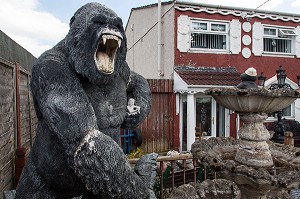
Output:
top-left (138, 79), bottom-right (175, 153)
top-left (0, 58), bottom-right (37, 199)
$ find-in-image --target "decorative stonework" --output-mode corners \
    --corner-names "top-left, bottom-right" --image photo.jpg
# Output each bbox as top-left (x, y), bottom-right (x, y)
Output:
top-left (235, 113), bottom-right (273, 167)
top-left (229, 19), bottom-right (241, 54)
top-left (205, 87), bottom-right (300, 113)
top-left (177, 15), bottom-right (190, 52)
top-left (242, 22), bottom-right (251, 32)
top-left (295, 26), bottom-right (300, 58)
top-left (191, 137), bottom-right (300, 199)
top-left (242, 47), bottom-right (251, 58)
top-left (175, 5), bottom-right (300, 22)
top-left (169, 179), bottom-right (241, 199)
top-left (252, 22), bottom-right (264, 56)
top-left (242, 35), bottom-right (251, 46)
top-left (205, 87), bottom-right (300, 167)
top-left (193, 87), bottom-right (300, 199)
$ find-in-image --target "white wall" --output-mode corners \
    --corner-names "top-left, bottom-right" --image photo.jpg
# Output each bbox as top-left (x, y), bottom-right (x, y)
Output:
top-left (295, 99), bottom-right (300, 122)
top-left (125, 3), bottom-right (174, 79)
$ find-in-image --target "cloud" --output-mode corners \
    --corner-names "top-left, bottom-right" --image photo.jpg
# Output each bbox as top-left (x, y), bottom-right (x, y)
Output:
top-left (291, 0), bottom-right (300, 7)
top-left (0, 0), bottom-right (69, 57)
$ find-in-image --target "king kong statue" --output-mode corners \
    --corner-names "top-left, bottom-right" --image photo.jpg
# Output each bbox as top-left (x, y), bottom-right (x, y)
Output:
top-left (15, 3), bottom-right (157, 199)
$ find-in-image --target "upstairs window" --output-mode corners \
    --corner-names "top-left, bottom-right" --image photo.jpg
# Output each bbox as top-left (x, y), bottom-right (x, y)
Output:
top-left (263, 27), bottom-right (297, 54)
top-left (190, 20), bottom-right (229, 51)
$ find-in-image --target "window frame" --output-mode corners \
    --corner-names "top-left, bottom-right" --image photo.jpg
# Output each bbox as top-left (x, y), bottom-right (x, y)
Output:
top-left (190, 19), bottom-right (229, 52)
top-left (278, 29), bottom-right (297, 37)
top-left (263, 25), bottom-right (297, 55)
top-left (266, 103), bottom-right (295, 121)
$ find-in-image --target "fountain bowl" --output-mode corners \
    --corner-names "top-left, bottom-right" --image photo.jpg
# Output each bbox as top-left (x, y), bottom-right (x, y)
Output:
top-left (197, 87), bottom-right (300, 198)
top-left (205, 87), bottom-right (300, 113)
top-left (192, 137), bottom-right (300, 199)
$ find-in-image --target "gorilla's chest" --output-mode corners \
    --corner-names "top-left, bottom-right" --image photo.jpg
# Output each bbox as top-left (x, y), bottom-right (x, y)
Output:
top-left (82, 79), bottom-right (127, 129)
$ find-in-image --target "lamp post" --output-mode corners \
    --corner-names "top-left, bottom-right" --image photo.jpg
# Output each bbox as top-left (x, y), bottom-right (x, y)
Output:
top-left (258, 72), bottom-right (266, 87)
top-left (297, 75), bottom-right (300, 87)
top-left (269, 66), bottom-right (292, 90)
top-left (269, 66), bottom-right (292, 143)
top-left (276, 66), bottom-right (287, 86)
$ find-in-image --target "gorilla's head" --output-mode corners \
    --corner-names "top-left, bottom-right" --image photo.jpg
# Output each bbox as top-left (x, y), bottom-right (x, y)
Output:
top-left (65, 3), bottom-right (129, 85)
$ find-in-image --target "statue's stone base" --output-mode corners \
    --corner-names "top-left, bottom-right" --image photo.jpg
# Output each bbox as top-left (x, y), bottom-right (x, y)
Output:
top-left (235, 113), bottom-right (274, 167)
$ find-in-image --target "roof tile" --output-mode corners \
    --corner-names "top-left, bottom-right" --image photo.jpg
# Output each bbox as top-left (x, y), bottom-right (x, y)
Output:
top-left (175, 66), bottom-right (241, 86)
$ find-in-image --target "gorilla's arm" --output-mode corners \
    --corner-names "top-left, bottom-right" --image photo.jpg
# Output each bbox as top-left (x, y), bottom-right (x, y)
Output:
top-left (30, 53), bottom-right (98, 156)
top-left (122, 71), bottom-right (152, 129)
top-left (31, 52), bottom-right (153, 198)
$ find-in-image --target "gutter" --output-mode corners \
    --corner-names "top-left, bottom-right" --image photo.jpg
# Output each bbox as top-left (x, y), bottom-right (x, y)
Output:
top-left (175, 0), bottom-right (300, 18)
top-left (158, 0), bottom-right (164, 77)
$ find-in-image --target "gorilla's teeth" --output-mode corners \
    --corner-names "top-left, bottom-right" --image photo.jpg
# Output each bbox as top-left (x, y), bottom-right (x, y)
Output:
top-left (95, 51), bottom-right (114, 74)
top-left (102, 34), bottom-right (121, 48)
top-left (96, 33), bottom-right (122, 74)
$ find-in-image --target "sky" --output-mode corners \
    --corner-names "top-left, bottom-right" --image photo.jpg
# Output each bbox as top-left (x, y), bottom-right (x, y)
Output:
top-left (1, 0), bottom-right (300, 58)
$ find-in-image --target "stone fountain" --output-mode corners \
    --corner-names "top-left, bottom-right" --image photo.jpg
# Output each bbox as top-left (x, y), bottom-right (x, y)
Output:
top-left (191, 87), bottom-right (300, 199)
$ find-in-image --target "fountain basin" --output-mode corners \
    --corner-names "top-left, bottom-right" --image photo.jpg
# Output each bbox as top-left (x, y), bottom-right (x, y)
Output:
top-left (205, 87), bottom-right (300, 168)
top-left (205, 88), bottom-right (300, 113)
top-left (192, 137), bottom-right (300, 199)
top-left (199, 87), bottom-right (300, 198)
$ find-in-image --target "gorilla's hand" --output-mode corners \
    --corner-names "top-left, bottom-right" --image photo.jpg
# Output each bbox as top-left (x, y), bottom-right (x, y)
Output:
top-left (122, 114), bottom-right (140, 129)
top-left (74, 130), bottom-right (151, 198)
top-left (123, 71), bottom-right (151, 129)
top-left (134, 153), bottom-right (158, 190)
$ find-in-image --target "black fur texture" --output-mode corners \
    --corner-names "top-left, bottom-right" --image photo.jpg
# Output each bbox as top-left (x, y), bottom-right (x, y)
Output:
top-left (15, 3), bottom-right (155, 199)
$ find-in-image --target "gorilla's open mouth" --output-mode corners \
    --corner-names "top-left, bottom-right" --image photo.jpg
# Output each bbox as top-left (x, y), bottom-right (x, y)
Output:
top-left (95, 32), bottom-right (122, 74)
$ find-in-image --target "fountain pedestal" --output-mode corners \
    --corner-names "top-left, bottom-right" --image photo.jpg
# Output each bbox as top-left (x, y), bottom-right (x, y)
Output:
top-left (190, 87), bottom-right (300, 199)
top-left (235, 113), bottom-right (273, 168)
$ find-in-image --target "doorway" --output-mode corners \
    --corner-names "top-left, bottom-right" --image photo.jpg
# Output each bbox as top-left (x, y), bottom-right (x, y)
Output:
top-left (180, 95), bottom-right (229, 151)
top-left (195, 97), bottom-right (212, 136)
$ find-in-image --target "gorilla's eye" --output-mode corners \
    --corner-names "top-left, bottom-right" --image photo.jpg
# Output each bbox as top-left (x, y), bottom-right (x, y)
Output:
top-left (95, 30), bottom-right (123, 74)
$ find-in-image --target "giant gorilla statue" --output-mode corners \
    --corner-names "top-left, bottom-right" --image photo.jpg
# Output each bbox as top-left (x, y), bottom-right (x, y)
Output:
top-left (15, 3), bottom-right (157, 199)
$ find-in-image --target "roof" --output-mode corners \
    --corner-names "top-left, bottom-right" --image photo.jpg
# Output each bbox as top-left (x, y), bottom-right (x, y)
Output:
top-left (175, 2), bottom-right (300, 22)
top-left (127, 0), bottom-right (300, 26)
top-left (175, 66), bottom-right (241, 86)
top-left (175, 0), bottom-right (300, 18)
top-left (125, 1), bottom-right (174, 29)
top-left (131, 1), bottom-right (174, 11)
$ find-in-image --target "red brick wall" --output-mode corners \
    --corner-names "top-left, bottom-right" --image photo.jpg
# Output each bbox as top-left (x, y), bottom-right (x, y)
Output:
top-left (174, 9), bottom-right (300, 83)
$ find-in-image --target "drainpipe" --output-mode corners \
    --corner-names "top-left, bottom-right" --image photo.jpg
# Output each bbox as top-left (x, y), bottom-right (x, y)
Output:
top-left (158, 0), bottom-right (164, 77)
top-left (14, 63), bottom-right (27, 186)
top-left (131, 23), bottom-right (135, 71)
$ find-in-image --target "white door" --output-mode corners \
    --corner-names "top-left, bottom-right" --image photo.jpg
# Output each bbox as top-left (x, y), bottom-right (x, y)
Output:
top-left (195, 97), bottom-right (214, 137)
top-left (195, 96), bottom-right (229, 138)
top-left (180, 95), bottom-right (229, 151)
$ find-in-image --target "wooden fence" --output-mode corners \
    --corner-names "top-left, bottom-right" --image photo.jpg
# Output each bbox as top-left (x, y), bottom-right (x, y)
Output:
top-left (0, 58), bottom-right (37, 199)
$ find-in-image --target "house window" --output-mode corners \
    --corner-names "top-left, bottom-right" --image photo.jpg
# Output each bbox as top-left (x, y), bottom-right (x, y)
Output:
top-left (190, 20), bottom-right (228, 51)
top-left (263, 27), bottom-right (297, 54)
top-left (267, 103), bottom-right (295, 120)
